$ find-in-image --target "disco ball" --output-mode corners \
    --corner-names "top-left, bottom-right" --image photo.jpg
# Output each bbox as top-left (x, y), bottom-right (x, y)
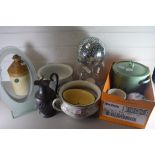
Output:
top-left (78, 37), bottom-right (105, 64)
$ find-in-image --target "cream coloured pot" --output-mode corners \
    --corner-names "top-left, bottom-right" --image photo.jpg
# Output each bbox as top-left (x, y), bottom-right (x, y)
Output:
top-left (52, 80), bottom-right (101, 119)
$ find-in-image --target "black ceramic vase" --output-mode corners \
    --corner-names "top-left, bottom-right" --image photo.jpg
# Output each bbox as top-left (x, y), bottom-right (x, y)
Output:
top-left (152, 68), bottom-right (155, 84)
top-left (34, 73), bottom-right (59, 118)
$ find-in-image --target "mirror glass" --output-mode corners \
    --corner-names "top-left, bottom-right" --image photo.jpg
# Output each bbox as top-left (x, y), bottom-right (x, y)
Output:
top-left (0, 54), bottom-right (30, 102)
top-left (0, 46), bottom-right (37, 118)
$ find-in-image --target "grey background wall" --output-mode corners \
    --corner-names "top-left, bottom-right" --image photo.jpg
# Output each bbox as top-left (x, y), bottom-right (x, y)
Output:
top-left (0, 26), bottom-right (155, 80)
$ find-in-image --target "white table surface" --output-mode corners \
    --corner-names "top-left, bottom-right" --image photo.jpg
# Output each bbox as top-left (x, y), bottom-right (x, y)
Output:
top-left (0, 100), bottom-right (132, 129)
top-left (0, 99), bottom-right (155, 129)
top-left (1, 82), bottom-right (155, 129)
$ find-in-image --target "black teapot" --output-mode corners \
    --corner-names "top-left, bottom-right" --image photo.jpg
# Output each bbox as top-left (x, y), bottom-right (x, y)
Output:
top-left (34, 73), bottom-right (59, 118)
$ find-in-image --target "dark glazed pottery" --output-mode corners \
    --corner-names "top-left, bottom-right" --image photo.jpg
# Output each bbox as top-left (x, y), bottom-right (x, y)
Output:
top-left (34, 73), bottom-right (59, 117)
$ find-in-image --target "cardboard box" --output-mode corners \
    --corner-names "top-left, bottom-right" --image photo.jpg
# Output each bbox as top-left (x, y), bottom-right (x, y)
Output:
top-left (99, 64), bottom-right (155, 129)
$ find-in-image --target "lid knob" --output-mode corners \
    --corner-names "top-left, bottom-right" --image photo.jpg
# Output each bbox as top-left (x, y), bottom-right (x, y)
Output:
top-left (128, 61), bottom-right (134, 69)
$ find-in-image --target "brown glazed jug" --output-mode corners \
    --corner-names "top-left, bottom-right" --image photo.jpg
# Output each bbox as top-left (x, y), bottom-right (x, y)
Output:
top-left (34, 73), bottom-right (59, 117)
top-left (7, 54), bottom-right (30, 96)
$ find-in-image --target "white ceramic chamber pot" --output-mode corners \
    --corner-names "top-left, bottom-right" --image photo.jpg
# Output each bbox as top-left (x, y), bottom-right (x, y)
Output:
top-left (37, 63), bottom-right (73, 86)
top-left (52, 80), bottom-right (101, 119)
top-left (108, 88), bottom-right (127, 99)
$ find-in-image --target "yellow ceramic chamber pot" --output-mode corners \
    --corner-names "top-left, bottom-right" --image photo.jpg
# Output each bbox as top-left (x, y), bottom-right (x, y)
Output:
top-left (7, 55), bottom-right (30, 96)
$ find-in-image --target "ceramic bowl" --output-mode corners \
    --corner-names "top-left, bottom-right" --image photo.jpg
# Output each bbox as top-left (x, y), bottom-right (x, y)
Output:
top-left (37, 63), bottom-right (73, 86)
top-left (108, 88), bottom-right (126, 99)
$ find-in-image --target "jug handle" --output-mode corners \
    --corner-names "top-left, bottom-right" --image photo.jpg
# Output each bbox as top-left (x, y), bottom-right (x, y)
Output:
top-left (50, 73), bottom-right (59, 94)
top-left (52, 98), bottom-right (62, 111)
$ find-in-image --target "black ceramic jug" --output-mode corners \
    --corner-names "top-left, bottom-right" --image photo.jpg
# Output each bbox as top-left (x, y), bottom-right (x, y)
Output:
top-left (34, 73), bottom-right (59, 118)
top-left (152, 67), bottom-right (155, 84)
